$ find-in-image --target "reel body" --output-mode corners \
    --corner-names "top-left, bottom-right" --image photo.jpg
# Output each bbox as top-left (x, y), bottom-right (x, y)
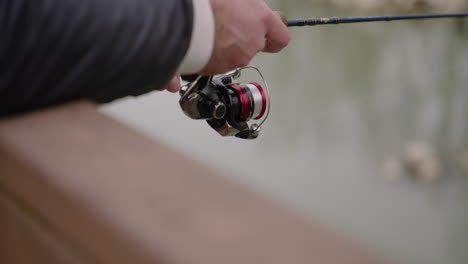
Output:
top-left (179, 66), bottom-right (270, 139)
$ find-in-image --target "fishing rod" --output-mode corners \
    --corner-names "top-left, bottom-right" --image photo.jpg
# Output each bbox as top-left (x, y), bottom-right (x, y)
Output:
top-left (180, 12), bottom-right (468, 140)
top-left (287, 13), bottom-right (468, 27)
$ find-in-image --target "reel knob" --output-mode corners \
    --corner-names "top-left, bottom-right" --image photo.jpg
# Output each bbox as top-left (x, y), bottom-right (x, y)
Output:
top-left (211, 102), bottom-right (227, 120)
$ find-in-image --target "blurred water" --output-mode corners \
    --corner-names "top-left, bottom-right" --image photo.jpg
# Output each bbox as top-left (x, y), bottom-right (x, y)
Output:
top-left (103, 3), bottom-right (468, 264)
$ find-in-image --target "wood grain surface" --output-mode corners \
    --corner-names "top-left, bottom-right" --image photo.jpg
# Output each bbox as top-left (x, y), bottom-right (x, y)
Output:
top-left (0, 101), bottom-right (390, 264)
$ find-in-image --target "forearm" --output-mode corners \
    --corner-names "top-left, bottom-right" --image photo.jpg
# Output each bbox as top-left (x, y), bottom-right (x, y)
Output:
top-left (0, 0), bottom-right (194, 116)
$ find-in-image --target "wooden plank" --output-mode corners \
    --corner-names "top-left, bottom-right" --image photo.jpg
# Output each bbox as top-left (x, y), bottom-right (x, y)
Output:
top-left (0, 101), bottom-right (390, 264)
top-left (0, 189), bottom-right (86, 264)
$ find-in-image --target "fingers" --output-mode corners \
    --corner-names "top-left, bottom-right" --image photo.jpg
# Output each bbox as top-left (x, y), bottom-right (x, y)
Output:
top-left (263, 11), bottom-right (290, 53)
top-left (163, 75), bottom-right (181, 93)
top-left (199, 1), bottom-right (291, 75)
top-left (274, 11), bottom-right (288, 26)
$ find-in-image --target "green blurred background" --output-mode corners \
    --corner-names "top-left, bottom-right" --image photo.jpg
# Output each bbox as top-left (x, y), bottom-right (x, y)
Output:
top-left (104, 1), bottom-right (468, 263)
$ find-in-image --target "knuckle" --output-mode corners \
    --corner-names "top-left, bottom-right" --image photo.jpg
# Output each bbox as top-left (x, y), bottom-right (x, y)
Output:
top-left (258, 6), bottom-right (273, 24)
top-left (270, 32), bottom-right (291, 52)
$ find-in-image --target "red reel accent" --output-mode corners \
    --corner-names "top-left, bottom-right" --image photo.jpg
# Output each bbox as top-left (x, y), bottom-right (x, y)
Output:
top-left (230, 84), bottom-right (250, 120)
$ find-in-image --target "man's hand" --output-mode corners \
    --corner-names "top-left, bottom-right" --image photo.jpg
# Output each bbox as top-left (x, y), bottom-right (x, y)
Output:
top-left (200, 0), bottom-right (290, 75)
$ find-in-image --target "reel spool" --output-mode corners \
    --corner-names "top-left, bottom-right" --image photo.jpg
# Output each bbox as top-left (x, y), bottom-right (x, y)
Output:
top-left (179, 66), bottom-right (270, 139)
top-left (228, 82), bottom-right (267, 121)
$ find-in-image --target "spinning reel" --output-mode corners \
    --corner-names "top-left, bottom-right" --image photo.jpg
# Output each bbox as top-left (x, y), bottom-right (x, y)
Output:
top-left (179, 66), bottom-right (270, 139)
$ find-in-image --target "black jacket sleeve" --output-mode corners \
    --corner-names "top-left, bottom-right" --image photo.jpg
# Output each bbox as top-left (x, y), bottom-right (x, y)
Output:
top-left (0, 0), bottom-right (193, 116)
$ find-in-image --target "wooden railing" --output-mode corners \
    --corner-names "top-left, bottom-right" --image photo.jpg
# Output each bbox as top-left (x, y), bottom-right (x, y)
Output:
top-left (0, 101), bottom-right (390, 264)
